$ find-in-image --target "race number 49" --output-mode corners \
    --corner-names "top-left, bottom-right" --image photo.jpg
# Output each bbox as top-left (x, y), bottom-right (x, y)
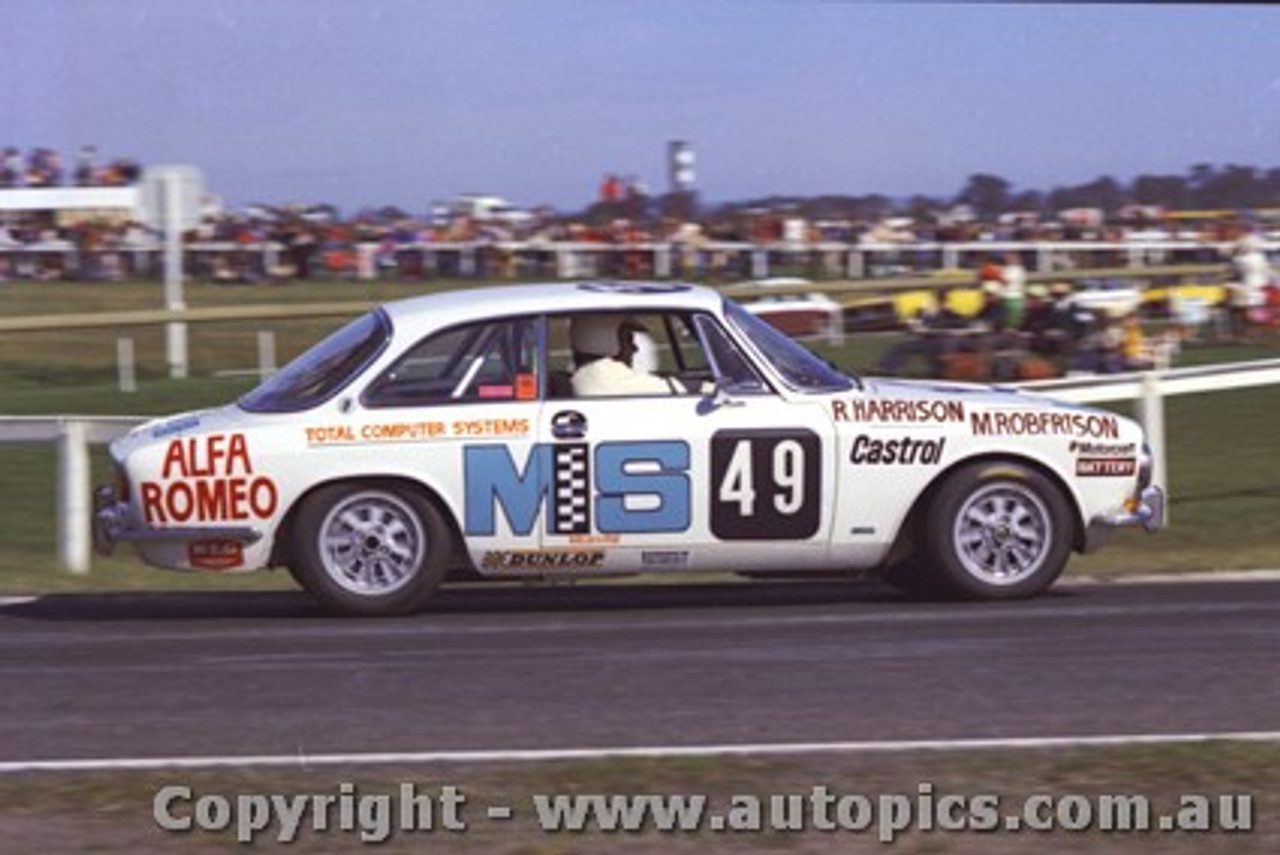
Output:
top-left (710, 429), bottom-right (820, 540)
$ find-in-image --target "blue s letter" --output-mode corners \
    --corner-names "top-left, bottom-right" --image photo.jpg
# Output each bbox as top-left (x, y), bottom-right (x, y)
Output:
top-left (594, 441), bottom-right (690, 533)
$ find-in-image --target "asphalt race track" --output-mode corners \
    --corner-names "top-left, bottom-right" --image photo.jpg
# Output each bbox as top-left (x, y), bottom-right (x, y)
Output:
top-left (2, 578), bottom-right (1279, 766)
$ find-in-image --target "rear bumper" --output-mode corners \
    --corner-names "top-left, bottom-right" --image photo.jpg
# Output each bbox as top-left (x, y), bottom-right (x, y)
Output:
top-left (92, 485), bottom-right (262, 557)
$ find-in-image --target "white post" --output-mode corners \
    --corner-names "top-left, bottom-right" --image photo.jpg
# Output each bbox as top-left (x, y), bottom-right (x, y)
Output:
top-left (654, 245), bottom-right (671, 279)
top-left (57, 420), bottom-right (91, 574)
top-left (825, 308), bottom-right (845, 347)
top-left (356, 243), bottom-right (377, 280)
top-left (165, 321), bottom-right (188, 380)
top-left (1137, 370), bottom-right (1168, 525)
top-left (117, 337), bottom-right (137, 393)
top-left (257, 330), bottom-right (277, 377)
top-left (846, 248), bottom-right (865, 279)
top-left (163, 173), bottom-right (188, 379)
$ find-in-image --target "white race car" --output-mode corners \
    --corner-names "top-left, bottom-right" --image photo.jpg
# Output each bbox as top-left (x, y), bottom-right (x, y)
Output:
top-left (95, 281), bottom-right (1163, 615)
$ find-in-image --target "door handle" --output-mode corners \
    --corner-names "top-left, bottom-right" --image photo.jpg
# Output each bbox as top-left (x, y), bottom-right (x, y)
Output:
top-left (551, 410), bottom-right (587, 439)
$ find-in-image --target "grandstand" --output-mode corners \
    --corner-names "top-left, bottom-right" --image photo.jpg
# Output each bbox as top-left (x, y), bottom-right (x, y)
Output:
top-left (0, 186), bottom-right (140, 227)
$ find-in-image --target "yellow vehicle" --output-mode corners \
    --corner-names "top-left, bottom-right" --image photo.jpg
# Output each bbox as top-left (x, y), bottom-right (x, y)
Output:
top-left (843, 273), bottom-right (1228, 330)
top-left (1142, 280), bottom-right (1227, 310)
top-left (842, 275), bottom-right (988, 330)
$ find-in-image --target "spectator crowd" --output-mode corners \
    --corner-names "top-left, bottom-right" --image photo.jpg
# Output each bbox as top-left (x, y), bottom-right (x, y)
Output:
top-left (0, 145), bottom-right (141, 188)
top-left (875, 245), bottom-right (1278, 382)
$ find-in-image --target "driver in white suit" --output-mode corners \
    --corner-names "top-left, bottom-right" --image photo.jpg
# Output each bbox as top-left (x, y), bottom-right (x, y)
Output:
top-left (569, 315), bottom-right (683, 397)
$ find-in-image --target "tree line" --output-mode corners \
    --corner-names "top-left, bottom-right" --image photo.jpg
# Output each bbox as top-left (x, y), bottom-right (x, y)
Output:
top-left (278, 162), bottom-right (1280, 229)
top-left (708, 163), bottom-right (1280, 225)
top-left (952, 163), bottom-right (1280, 219)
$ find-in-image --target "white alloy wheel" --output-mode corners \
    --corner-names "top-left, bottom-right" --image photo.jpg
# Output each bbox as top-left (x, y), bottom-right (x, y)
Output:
top-left (922, 462), bottom-right (1073, 600)
top-left (291, 483), bottom-right (450, 616)
top-left (317, 490), bottom-right (427, 596)
top-left (951, 481), bottom-right (1053, 587)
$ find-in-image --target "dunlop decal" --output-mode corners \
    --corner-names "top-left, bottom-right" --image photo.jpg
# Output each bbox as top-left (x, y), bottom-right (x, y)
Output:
top-left (480, 550), bottom-right (606, 571)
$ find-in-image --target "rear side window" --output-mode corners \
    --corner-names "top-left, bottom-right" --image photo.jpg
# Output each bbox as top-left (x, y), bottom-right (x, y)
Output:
top-left (363, 317), bottom-right (540, 407)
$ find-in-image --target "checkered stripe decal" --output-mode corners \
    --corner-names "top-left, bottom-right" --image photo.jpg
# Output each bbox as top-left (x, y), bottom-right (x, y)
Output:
top-left (553, 444), bottom-right (591, 534)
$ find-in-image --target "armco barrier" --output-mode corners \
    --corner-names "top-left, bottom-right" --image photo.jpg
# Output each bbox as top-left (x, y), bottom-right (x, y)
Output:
top-left (3, 357), bottom-right (1279, 574)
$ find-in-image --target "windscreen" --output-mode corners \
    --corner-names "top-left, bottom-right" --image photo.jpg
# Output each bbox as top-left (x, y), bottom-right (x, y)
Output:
top-left (723, 300), bottom-right (854, 393)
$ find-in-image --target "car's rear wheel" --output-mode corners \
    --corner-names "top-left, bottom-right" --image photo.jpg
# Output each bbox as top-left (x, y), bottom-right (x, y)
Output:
top-left (919, 461), bottom-right (1073, 599)
top-left (290, 483), bottom-right (449, 616)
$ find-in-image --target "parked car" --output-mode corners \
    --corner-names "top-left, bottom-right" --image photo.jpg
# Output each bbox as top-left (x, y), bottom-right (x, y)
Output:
top-left (725, 277), bottom-right (844, 338)
top-left (95, 281), bottom-right (1163, 616)
top-left (1068, 278), bottom-right (1143, 318)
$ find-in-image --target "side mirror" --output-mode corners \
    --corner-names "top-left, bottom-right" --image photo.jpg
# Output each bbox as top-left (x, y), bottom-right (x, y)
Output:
top-left (699, 377), bottom-right (756, 412)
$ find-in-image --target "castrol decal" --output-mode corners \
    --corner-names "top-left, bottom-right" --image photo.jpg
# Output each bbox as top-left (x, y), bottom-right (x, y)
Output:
top-left (138, 433), bottom-right (279, 525)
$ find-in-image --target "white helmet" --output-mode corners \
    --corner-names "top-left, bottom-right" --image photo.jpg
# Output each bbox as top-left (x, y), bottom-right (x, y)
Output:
top-left (570, 315), bottom-right (624, 358)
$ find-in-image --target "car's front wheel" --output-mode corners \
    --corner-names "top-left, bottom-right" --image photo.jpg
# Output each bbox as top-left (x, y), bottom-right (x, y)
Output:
top-left (919, 461), bottom-right (1074, 599)
top-left (290, 483), bottom-right (450, 616)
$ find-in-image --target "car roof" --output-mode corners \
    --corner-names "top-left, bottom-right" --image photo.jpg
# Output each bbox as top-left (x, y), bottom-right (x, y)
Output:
top-left (380, 281), bottom-right (727, 336)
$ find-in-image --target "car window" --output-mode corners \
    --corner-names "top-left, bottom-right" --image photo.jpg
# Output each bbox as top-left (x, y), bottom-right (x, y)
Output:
top-left (694, 315), bottom-right (769, 393)
top-left (239, 310), bottom-right (390, 413)
top-left (723, 299), bottom-right (854, 393)
top-left (645, 313), bottom-right (709, 375)
top-left (363, 317), bottom-right (539, 407)
top-left (548, 310), bottom-right (719, 399)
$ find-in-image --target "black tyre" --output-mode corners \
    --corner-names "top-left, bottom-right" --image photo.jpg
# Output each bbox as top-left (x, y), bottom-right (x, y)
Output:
top-left (879, 558), bottom-right (940, 598)
top-left (920, 461), bottom-right (1074, 600)
top-left (290, 483), bottom-right (451, 616)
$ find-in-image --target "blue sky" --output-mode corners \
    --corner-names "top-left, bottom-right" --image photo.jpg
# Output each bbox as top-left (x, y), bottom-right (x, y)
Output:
top-left (6, 1), bottom-right (1279, 213)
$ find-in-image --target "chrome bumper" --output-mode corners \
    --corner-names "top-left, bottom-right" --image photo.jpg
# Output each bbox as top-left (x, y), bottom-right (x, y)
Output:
top-left (1083, 485), bottom-right (1165, 553)
top-left (93, 485), bottom-right (262, 557)
top-left (1097, 484), bottom-right (1166, 532)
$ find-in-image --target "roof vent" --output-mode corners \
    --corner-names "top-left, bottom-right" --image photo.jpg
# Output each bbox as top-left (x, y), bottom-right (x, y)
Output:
top-left (577, 281), bottom-right (691, 295)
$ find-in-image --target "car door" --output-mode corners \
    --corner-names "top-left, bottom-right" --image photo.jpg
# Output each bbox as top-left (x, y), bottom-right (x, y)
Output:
top-left (360, 315), bottom-right (551, 569)
top-left (534, 310), bottom-right (837, 575)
